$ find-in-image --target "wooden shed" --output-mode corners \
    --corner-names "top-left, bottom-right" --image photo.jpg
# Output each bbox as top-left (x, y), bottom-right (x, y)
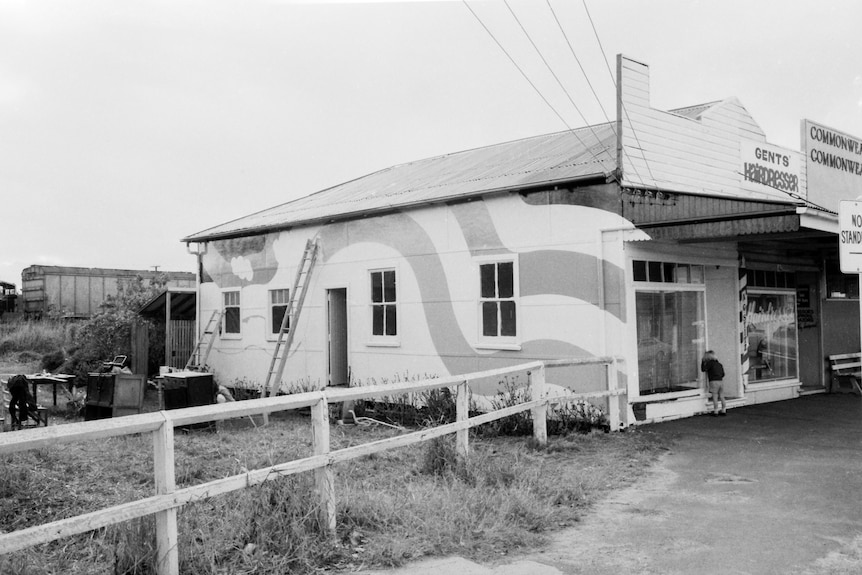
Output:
top-left (138, 287), bottom-right (197, 373)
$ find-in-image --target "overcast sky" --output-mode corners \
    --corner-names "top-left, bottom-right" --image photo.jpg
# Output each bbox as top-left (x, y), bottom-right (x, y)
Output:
top-left (2, 0), bottom-right (861, 286)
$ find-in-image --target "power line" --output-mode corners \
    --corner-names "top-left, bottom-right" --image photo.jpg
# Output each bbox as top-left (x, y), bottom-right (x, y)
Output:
top-left (580, 0), bottom-right (657, 186)
top-left (543, 0), bottom-right (650, 186)
top-left (733, 172), bottom-right (835, 214)
top-left (544, 0), bottom-right (613, 127)
top-left (502, 0), bottom-right (611, 161)
top-left (461, 0), bottom-right (612, 170)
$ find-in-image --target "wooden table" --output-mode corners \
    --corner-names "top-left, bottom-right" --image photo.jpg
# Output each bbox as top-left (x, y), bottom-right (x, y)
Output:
top-left (25, 374), bottom-right (76, 406)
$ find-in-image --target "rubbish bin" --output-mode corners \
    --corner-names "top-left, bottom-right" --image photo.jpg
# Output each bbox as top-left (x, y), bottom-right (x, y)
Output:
top-left (162, 372), bottom-right (215, 410)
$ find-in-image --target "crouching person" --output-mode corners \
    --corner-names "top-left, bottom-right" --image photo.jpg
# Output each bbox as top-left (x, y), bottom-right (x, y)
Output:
top-left (6, 374), bottom-right (35, 429)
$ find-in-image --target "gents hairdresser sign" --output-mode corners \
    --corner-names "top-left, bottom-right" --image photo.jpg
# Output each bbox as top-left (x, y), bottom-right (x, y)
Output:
top-left (740, 140), bottom-right (800, 196)
top-left (804, 120), bottom-right (862, 212)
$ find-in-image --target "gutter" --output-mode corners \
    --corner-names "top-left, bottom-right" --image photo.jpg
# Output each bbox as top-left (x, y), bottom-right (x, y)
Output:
top-left (796, 206), bottom-right (839, 234)
top-left (632, 207), bottom-right (800, 229)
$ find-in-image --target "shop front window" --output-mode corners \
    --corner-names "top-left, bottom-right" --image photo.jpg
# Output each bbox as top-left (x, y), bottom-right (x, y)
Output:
top-left (746, 291), bottom-right (797, 382)
top-left (635, 290), bottom-right (706, 395)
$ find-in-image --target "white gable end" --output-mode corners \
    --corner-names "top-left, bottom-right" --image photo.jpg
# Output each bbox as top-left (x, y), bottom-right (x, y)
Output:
top-left (617, 55), bottom-right (803, 202)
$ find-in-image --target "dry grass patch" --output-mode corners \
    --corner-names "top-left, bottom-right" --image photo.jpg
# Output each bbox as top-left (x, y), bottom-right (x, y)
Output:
top-left (1, 412), bottom-right (668, 574)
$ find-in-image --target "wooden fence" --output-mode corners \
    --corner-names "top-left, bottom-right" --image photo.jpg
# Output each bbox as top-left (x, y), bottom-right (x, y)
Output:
top-left (0, 357), bottom-right (624, 575)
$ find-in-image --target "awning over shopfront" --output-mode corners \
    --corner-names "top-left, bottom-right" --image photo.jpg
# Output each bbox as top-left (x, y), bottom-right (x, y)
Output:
top-left (622, 188), bottom-right (838, 242)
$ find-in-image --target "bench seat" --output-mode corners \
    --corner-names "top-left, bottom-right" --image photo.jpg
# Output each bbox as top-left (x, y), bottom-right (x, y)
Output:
top-left (828, 353), bottom-right (862, 395)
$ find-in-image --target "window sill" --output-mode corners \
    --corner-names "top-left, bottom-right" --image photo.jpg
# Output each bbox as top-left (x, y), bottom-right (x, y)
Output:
top-left (475, 342), bottom-right (522, 352)
top-left (221, 335), bottom-right (241, 341)
top-left (635, 388), bottom-right (702, 402)
top-left (265, 332), bottom-right (290, 342)
top-left (366, 340), bottom-right (401, 348)
top-left (746, 378), bottom-right (799, 391)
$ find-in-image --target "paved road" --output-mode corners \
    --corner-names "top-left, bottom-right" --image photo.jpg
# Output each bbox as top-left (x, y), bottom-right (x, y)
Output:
top-left (362, 394), bottom-right (862, 575)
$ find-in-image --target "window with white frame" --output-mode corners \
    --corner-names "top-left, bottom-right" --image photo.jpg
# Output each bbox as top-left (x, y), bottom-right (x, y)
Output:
top-left (269, 288), bottom-right (290, 336)
top-left (633, 260), bottom-right (705, 395)
top-left (371, 270), bottom-right (397, 336)
top-left (479, 260), bottom-right (517, 338)
top-left (223, 290), bottom-right (241, 335)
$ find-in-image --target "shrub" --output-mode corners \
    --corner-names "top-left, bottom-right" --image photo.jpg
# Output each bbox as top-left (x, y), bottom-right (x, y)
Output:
top-left (420, 436), bottom-right (464, 478)
top-left (40, 349), bottom-right (65, 372)
top-left (484, 376), bottom-right (533, 436)
top-left (66, 274), bottom-right (168, 379)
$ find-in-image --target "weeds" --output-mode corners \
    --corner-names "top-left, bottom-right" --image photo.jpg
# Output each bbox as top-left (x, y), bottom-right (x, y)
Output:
top-left (0, 320), bottom-right (70, 355)
top-left (0, 410), bottom-right (667, 574)
top-left (107, 517), bottom-right (157, 575)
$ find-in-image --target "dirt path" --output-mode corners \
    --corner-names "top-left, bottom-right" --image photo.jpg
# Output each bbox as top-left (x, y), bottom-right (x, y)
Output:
top-left (364, 395), bottom-right (862, 575)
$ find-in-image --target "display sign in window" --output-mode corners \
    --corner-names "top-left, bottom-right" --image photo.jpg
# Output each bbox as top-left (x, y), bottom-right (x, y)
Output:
top-left (746, 292), bottom-right (798, 382)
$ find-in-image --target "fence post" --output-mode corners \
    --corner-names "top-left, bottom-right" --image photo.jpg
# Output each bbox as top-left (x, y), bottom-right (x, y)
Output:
top-left (530, 366), bottom-right (548, 446)
top-left (312, 395), bottom-right (336, 534)
top-left (153, 416), bottom-right (178, 575)
top-left (456, 381), bottom-right (469, 458)
top-left (606, 358), bottom-right (620, 430)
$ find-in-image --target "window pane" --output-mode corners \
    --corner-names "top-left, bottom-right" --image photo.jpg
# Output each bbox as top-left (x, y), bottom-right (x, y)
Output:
top-left (225, 307), bottom-right (240, 334)
top-left (371, 272), bottom-right (383, 303)
top-left (500, 301), bottom-right (516, 336)
top-left (272, 305), bottom-right (287, 334)
top-left (498, 262), bottom-right (514, 298)
top-left (826, 260), bottom-right (858, 298)
top-left (663, 262), bottom-right (675, 283)
top-left (633, 260), bottom-right (647, 282)
top-left (648, 261), bottom-right (662, 282)
top-left (385, 305), bottom-right (397, 336)
top-left (690, 265), bottom-right (703, 284)
top-left (746, 292), bottom-right (797, 382)
top-left (636, 290), bottom-right (705, 395)
top-left (675, 264), bottom-right (690, 283)
top-left (383, 270), bottom-right (396, 303)
top-left (373, 305), bottom-right (384, 336)
top-left (271, 289), bottom-right (289, 305)
top-left (482, 302), bottom-right (498, 336)
top-left (480, 264), bottom-right (496, 298)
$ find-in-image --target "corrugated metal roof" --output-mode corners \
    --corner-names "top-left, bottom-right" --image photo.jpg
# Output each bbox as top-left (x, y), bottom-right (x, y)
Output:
top-left (138, 288), bottom-right (197, 320)
top-left (184, 124), bottom-right (617, 242)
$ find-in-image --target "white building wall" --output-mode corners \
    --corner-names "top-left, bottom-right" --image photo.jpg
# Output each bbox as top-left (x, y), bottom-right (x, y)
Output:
top-left (197, 193), bottom-right (633, 406)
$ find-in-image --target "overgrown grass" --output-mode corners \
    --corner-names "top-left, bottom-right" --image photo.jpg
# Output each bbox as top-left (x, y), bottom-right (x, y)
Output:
top-left (0, 407), bottom-right (668, 574)
top-left (0, 320), bottom-right (71, 356)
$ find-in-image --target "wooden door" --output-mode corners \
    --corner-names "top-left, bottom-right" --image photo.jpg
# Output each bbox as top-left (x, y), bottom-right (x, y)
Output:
top-left (327, 288), bottom-right (349, 386)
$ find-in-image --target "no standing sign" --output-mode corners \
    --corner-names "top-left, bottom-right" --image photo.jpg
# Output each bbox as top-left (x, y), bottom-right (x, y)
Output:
top-left (839, 200), bottom-right (862, 273)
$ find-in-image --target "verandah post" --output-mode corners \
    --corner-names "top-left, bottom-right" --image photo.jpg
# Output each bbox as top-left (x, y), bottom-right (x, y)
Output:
top-left (312, 395), bottom-right (336, 534)
top-left (606, 358), bottom-right (620, 431)
top-left (153, 415), bottom-right (179, 575)
top-left (530, 366), bottom-right (548, 446)
top-left (456, 380), bottom-right (469, 458)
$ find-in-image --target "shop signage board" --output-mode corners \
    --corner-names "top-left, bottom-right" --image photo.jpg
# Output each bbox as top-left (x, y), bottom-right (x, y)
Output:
top-left (839, 200), bottom-right (862, 273)
top-left (740, 140), bottom-right (801, 197)
top-left (804, 120), bottom-right (862, 213)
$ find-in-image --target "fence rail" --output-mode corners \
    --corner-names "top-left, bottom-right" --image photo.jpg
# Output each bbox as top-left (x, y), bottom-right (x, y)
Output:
top-left (0, 357), bottom-right (625, 574)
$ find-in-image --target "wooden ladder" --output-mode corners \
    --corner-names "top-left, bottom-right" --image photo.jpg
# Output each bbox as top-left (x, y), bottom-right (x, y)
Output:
top-left (185, 310), bottom-right (223, 371)
top-left (261, 239), bottom-right (319, 399)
